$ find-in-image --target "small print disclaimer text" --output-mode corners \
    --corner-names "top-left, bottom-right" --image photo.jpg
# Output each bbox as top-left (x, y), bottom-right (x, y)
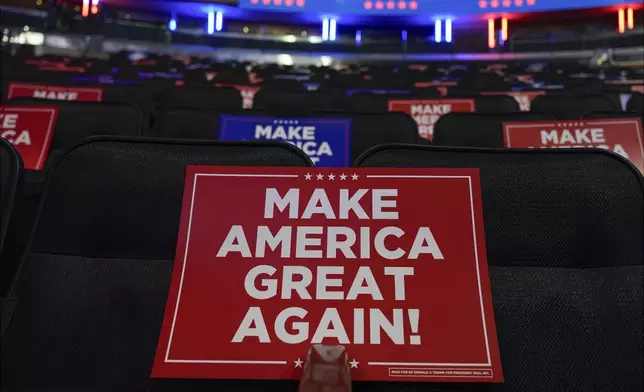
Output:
top-left (389, 368), bottom-right (494, 379)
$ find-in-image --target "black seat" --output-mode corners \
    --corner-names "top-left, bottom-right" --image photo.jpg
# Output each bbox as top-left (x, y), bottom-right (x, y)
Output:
top-left (626, 93), bottom-right (643, 115)
top-left (341, 112), bottom-right (420, 162)
top-left (5, 100), bottom-right (142, 167)
top-left (433, 112), bottom-right (553, 148)
top-left (471, 95), bottom-right (520, 113)
top-left (154, 86), bottom-right (243, 111)
top-left (356, 144), bottom-right (643, 392)
top-left (1, 138), bottom-right (312, 391)
top-left (0, 137), bottom-right (22, 254)
top-left (151, 108), bottom-right (266, 139)
top-left (531, 94), bottom-right (619, 119)
top-left (253, 90), bottom-right (338, 115)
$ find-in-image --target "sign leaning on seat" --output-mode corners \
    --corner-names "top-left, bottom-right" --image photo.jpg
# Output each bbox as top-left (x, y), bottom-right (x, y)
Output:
top-left (0, 106), bottom-right (58, 169)
top-left (388, 99), bottom-right (475, 140)
top-left (152, 166), bottom-right (504, 383)
top-left (503, 118), bottom-right (644, 173)
top-left (219, 115), bottom-right (351, 167)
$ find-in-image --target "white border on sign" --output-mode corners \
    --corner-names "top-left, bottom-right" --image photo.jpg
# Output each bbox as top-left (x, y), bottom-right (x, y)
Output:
top-left (8, 83), bottom-right (104, 101)
top-left (0, 107), bottom-right (57, 169)
top-left (164, 173), bottom-right (492, 368)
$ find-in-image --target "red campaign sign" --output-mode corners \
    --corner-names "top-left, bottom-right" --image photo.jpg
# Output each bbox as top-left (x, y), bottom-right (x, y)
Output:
top-left (503, 119), bottom-right (644, 173)
top-left (0, 106), bottom-right (58, 170)
top-left (388, 99), bottom-right (475, 140)
top-left (152, 166), bottom-right (503, 383)
top-left (215, 84), bottom-right (261, 109)
top-left (481, 91), bottom-right (545, 112)
top-left (7, 83), bottom-right (103, 102)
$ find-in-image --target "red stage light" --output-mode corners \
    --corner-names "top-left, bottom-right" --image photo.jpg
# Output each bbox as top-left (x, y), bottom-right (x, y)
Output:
top-left (364, 1), bottom-right (373, 9)
top-left (296, 0), bottom-right (304, 6)
top-left (502, 0), bottom-right (511, 6)
top-left (376, 1), bottom-right (384, 9)
top-left (514, 0), bottom-right (523, 5)
top-left (491, 0), bottom-right (499, 7)
top-left (91, 5), bottom-right (98, 14)
top-left (409, 1), bottom-right (418, 9)
top-left (285, 0), bottom-right (293, 6)
top-left (251, 0), bottom-right (258, 3)
top-left (387, 1), bottom-right (395, 9)
top-left (262, 0), bottom-right (270, 4)
top-left (526, 0), bottom-right (535, 4)
top-left (479, 0), bottom-right (488, 8)
top-left (398, 1), bottom-right (407, 9)
top-left (274, 0), bottom-right (282, 4)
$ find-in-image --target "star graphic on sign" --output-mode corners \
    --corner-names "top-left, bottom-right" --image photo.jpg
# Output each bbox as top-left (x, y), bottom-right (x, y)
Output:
top-left (305, 173), bottom-right (312, 180)
top-left (340, 174), bottom-right (348, 180)
top-left (349, 359), bottom-right (359, 368)
top-left (328, 174), bottom-right (336, 180)
top-left (316, 173), bottom-right (324, 180)
top-left (294, 358), bottom-right (304, 368)
top-left (351, 174), bottom-right (359, 180)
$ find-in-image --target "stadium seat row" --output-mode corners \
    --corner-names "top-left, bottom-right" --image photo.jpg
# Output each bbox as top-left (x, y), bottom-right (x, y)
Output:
top-left (0, 137), bottom-right (642, 391)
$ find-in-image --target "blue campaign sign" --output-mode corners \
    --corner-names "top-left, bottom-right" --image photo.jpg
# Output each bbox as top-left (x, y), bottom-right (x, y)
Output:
top-left (219, 116), bottom-right (352, 167)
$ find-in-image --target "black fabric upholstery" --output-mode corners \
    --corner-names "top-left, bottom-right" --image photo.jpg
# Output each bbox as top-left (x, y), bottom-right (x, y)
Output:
top-left (0, 137), bottom-right (22, 253)
top-left (471, 96), bottom-right (519, 113)
top-left (433, 112), bottom-right (553, 148)
top-left (2, 138), bottom-right (313, 391)
top-left (626, 92), bottom-right (643, 115)
top-left (341, 112), bottom-right (420, 161)
top-left (5, 100), bottom-right (142, 167)
top-left (355, 145), bottom-right (644, 392)
top-left (153, 86), bottom-right (242, 111)
top-left (151, 108), bottom-right (266, 139)
top-left (582, 111), bottom-right (641, 119)
top-left (531, 94), bottom-right (619, 119)
top-left (253, 89), bottom-right (338, 115)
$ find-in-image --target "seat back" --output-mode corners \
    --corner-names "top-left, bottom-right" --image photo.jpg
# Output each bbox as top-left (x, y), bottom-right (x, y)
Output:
top-left (627, 92), bottom-right (643, 115)
top-left (356, 144), bottom-right (643, 392)
top-left (253, 90), bottom-right (338, 115)
top-left (6, 99), bottom-right (142, 167)
top-left (2, 138), bottom-right (312, 391)
top-left (345, 112), bottom-right (420, 161)
top-left (154, 86), bottom-right (242, 111)
top-left (433, 112), bottom-right (553, 147)
top-left (0, 137), bottom-right (22, 253)
top-left (152, 108), bottom-right (266, 139)
top-left (531, 94), bottom-right (618, 119)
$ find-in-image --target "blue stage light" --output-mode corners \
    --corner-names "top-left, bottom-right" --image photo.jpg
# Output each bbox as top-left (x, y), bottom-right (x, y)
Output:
top-left (322, 18), bottom-right (329, 41)
top-left (402, 29), bottom-right (408, 42)
top-left (355, 30), bottom-right (362, 46)
top-left (329, 18), bottom-right (337, 41)
top-left (208, 12), bottom-right (215, 34)
top-left (169, 15), bottom-right (177, 32)
top-left (216, 12), bottom-right (223, 32)
top-left (445, 19), bottom-right (452, 43)
top-left (435, 19), bottom-right (442, 43)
